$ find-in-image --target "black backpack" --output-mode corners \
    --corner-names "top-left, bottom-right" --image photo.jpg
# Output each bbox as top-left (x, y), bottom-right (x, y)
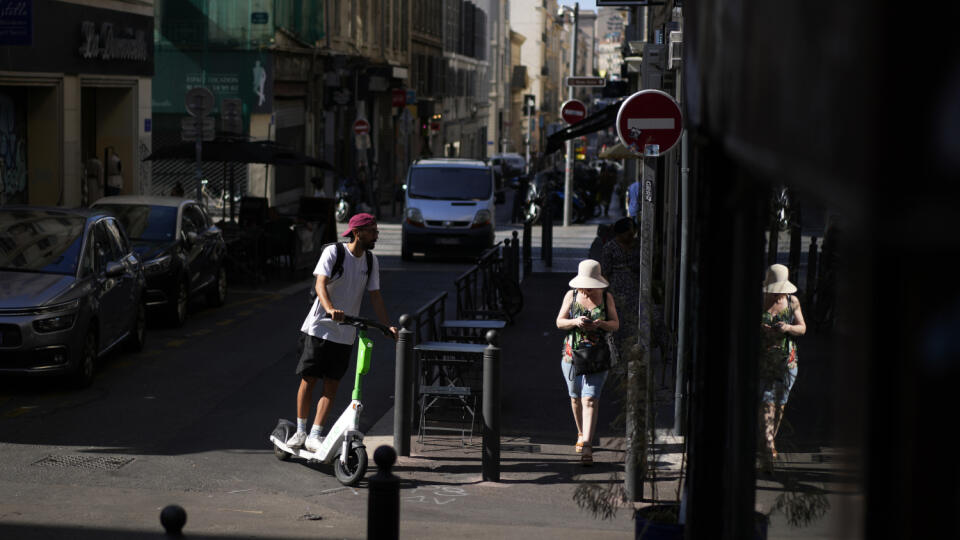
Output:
top-left (308, 242), bottom-right (374, 305)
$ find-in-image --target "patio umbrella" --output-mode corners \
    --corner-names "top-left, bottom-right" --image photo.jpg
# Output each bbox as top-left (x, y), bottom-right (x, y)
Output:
top-left (143, 138), bottom-right (334, 169)
top-left (144, 138), bottom-right (335, 220)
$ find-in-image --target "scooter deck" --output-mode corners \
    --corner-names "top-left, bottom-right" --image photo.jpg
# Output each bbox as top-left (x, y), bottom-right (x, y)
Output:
top-left (270, 435), bottom-right (326, 462)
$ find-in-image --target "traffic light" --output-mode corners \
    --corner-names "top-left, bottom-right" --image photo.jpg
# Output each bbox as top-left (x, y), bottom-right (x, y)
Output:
top-left (523, 94), bottom-right (536, 116)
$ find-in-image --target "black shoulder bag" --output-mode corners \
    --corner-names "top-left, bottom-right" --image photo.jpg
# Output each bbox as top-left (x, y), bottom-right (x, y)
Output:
top-left (571, 291), bottom-right (613, 376)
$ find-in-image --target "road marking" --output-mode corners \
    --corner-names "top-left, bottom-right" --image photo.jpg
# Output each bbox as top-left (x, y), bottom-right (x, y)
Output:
top-left (236, 310), bottom-right (253, 317)
top-left (188, 329), bottom-right (212, 337)
top-left (216, 318), bottom-right (235, 326)
top-left (216, 508), bottom-right (263, 514)
top-left (166, 339), bottom-right (186, 347)
top-left (5, 406), bottom-right (37, 418)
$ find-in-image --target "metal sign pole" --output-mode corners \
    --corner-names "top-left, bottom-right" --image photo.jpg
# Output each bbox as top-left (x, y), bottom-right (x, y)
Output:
top-left (563, 3), bottom-right (579, 227)
top-left (195, 115), bottom-right (203, 203)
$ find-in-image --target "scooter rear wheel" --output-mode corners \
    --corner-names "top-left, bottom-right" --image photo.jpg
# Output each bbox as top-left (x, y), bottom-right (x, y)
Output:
top-left (334, 446), bottom-right (368, 486)
top-left (273, 444), bottom-right (291, 461)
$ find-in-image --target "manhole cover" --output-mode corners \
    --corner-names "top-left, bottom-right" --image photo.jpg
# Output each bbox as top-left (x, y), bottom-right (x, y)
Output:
top-left (32, 454), bottom-right (134, 471)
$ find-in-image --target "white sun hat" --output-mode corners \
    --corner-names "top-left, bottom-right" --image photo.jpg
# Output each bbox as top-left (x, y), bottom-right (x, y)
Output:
top-left (569, 259), bottom-right (609, 289)
top-left (763, 264), bottom-right (797, 294)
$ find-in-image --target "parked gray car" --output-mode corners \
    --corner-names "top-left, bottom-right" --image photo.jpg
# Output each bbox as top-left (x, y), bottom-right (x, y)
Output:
top-left (0, 207), bottom-right (146, 387)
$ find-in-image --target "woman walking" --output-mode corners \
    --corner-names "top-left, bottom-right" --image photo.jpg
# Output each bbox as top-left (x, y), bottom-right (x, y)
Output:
top-left (556, 259), bottom-right (620, 465)
top-left (759, 264), bottom-right (806, 462)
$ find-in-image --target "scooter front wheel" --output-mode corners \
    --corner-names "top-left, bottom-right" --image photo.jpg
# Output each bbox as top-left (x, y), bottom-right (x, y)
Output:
top-left (334, 446), bottom-right (368, 486)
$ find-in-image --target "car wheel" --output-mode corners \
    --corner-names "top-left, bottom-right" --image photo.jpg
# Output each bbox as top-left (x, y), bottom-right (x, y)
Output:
top-left (125, 301), bottom-right (146, 352)
top-left (73, 329), bottom-right (97, 388)
top-left (206, 266), bottom-right (227, 307)
top-left (169, 279), bottom-right (188, 327)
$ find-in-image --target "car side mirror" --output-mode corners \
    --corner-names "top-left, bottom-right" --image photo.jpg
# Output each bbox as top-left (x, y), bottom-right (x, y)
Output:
top-left (105, 261), bottom-right (124, 278)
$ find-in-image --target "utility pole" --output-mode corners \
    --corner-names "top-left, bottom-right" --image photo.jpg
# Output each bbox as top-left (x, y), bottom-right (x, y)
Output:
top-left (563, 3), bottom-right (579, 227)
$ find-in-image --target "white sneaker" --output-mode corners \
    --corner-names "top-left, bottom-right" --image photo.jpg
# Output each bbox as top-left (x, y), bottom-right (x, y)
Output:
top-left (285, 431), bottom-right (307, 448)
top-left (305, 435), bottom-right (324, 453)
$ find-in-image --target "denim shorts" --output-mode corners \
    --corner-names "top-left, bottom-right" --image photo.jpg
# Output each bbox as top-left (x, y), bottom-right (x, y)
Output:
top-left (561, 359), bottom-right (608, 399)
top-left (761, 363), bottom-right (798, 405)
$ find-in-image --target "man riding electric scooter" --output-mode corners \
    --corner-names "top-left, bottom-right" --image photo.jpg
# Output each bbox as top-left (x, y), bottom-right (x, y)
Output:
top-left (287, 213), bottom-right (398, 452)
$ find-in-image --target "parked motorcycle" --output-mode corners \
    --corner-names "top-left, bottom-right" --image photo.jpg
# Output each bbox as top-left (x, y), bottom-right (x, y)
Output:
top-left (522, 168), bottom-right (596, 224)
top-left (335, 176), bottom-right (370, 223)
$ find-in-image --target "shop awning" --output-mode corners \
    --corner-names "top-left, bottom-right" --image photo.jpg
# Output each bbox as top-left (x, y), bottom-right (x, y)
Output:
top-left (544, 100), bottom-right (623, 156)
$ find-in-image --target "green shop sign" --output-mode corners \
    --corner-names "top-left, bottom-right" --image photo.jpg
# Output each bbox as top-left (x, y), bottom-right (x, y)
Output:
top-left (152, 50), bottom-right (273, 117)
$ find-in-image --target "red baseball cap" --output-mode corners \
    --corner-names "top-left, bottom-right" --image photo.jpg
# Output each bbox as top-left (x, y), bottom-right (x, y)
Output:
top-left (342, 212), bottom-right (377, 237)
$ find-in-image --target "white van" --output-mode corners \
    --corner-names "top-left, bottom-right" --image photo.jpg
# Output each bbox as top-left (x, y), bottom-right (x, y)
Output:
top-left (401, 158), bottom-right (496, 260)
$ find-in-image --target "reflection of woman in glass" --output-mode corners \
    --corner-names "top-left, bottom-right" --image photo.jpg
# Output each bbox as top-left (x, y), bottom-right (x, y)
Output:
top-left (759, 264), bottom-right (806, 462)
top-left (253, 60), bottom-right (266, 106)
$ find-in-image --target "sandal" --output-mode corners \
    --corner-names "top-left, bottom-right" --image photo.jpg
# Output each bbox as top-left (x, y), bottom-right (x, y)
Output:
top-left (575, 433), bottom-right (584, 453)
top-left (581, 444), bottom-right (593, 466)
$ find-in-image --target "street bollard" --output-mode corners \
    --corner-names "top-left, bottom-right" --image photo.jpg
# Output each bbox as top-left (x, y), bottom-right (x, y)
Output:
top-left (511, 230), bottom-right (521, 284)
top-left (394, 314), bottom-right (414, 456)
top-left (503, 238), bottom-right (513, 278)
top-left (806, 237), bottom-right (818, 312)
top-left (482, 330), bottom-right (501, 482)
top-left (367, 445), bottom-right (400, 540)
top-left (160, 504), bottom-right (187, 537)
top-left (522, 220), bottom-right (532, 277)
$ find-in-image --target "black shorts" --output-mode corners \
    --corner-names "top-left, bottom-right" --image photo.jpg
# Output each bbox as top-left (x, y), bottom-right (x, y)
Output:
top-left (296, 332), bottom-right (353, 380)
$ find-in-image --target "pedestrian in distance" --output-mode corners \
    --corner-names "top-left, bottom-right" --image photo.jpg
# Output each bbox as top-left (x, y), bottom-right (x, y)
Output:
top-left (601, 218), bottom-right (640, 354)
top-left (587, 223), bottom-right (612, 262)
top-left (286, 213), bottom-right (398, 452)
top-left (759, 264), bottom-right (806, 464)
top-left (556, 259), bottom-right (620, 466)
top-left (625, 178), bottom-right (641, 228)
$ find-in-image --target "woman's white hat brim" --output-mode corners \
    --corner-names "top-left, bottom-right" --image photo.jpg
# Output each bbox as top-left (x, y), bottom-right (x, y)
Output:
top-left (763, 280), bottom-right (797, 294)
top-left (569, 275), bottom-right (609, 289)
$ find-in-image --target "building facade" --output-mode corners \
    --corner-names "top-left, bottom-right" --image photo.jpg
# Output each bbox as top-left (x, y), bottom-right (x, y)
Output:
top-left (439, 0), bottom-right (489, 159)
top-left (0, 0), bottom-right (154, 207)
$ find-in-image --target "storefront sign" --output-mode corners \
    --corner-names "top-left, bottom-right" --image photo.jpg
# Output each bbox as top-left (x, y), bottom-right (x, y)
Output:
top-left (78, 21), bottom-right (149, 62)
top-left (0, 0), bottom-right (32, 46)
top-left (0, 0), bottom-right (152, 75)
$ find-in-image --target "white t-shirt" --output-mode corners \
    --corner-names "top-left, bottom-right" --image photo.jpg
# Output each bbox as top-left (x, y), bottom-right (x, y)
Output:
top-left (300, 243), bottom-right (380, 344)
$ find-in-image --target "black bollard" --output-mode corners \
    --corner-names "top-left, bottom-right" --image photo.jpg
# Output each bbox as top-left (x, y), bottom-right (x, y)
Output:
top-left (367, 445), bottom-right (400, 540)
top-left (510, 231), bottom-right (520, 283)
top-left (160, 504), bottom-right (187, 537)
top-left (503, 238), bottom-right (513, 277)
top-left (394, 314), bottom-right (414, 457)
top-left (482, 330), bottom-right (501, 482)
top-left (522, 220), bottom-right (532, 277)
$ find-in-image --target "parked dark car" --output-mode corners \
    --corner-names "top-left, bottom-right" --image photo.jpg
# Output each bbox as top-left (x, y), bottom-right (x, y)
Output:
top-left (0, 207), bottom-right (146, 387)
top-left (92, 196), bottom-right (227, 327)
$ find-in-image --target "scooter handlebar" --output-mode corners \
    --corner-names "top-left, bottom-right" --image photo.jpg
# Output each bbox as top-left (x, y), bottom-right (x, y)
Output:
top-left (337, 315), bottom-right (394, 338)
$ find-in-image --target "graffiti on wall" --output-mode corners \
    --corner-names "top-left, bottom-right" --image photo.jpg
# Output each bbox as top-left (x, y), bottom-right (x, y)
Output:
top-left (0, 89), bottom-right (28, 204)
top-left (138, 137), bottom-right (151, 194)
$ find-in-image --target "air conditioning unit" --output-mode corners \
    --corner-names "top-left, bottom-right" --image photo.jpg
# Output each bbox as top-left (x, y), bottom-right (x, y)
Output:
top-left (668, 31), bottom-right (682, 70)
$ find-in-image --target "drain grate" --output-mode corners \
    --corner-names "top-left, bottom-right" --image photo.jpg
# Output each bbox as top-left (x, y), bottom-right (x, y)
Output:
top-left (32, 454), bottom-right (134, 471)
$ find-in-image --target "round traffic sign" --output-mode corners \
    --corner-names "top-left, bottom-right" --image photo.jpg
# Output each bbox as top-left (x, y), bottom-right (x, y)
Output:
top-left (616, 90), bottom-right (683, 155)
top-left (352, 118), bottom-right (370, 135)
top-left (560, 99), bottom-right (587, 125)
top-left (185, 87), bottom-right (215, 118)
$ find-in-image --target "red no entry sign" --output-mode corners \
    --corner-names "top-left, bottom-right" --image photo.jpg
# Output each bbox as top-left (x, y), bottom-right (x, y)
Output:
top-left (353, 118), bottom-right (370, 135)
top-left (560, 99), bottom-right (587, 125)
top-left (616, 90), bottom-right (683, 155)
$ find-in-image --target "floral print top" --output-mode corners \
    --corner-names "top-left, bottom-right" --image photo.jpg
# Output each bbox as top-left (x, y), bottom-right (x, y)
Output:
top-left (761, 297), bottom-right (798, 369)
top-left (562, 290), bottom-right (608, 363)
